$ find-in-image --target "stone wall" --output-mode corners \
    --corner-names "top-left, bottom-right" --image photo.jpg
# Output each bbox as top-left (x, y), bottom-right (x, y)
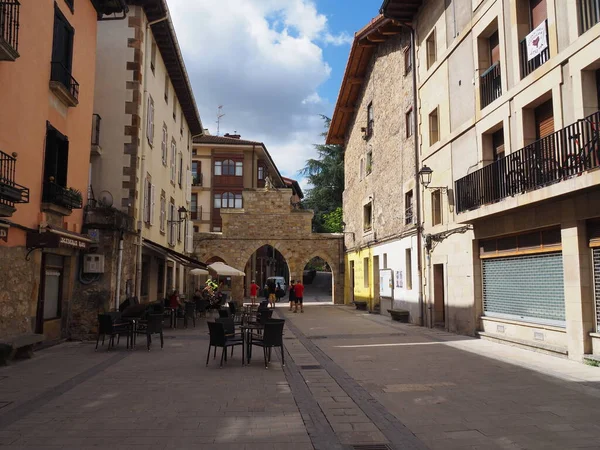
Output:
top-left (194, 188), bottom-right (344, 304)
top-left (343, 31), bottom-right (416, 251)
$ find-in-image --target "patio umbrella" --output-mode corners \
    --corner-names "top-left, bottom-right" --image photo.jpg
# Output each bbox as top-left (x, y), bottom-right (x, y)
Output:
top-left (190, 268), bottom-right (209, 276)
top-left (208, 262), bottom-right (246, 276)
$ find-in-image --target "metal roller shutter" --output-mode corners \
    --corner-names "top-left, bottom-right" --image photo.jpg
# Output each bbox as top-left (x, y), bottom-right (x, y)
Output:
top-left (482, 253), bottom-right (565, 327)
top-left (594, 248), bottom-right (600, 332)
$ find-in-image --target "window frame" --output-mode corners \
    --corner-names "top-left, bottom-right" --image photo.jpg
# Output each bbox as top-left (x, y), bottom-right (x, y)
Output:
top-left (404, 44), bottom-right (412, 74)
top-left (161, 125), bottom-right (168, 165)
top-left (159, 191), bottom-right (166, 233)
top-left (150, 41), bottom-right (157, 74)
top-left (170, 140), bottom-right (177, 183)
top-left (426, 29), bottom-right (437, 69)
top-left (147, 95), bottom-right (155, 145)
top-left (406, 108), bottom-right (414, 138)
top-left (429, 107), bottom-right (440, 146)
top-left (432, 189), bottom-right (442, 226)
top-left (363, 201), bottom-right (373, 232)
top-left (405, 190), bottom-right (414, 225)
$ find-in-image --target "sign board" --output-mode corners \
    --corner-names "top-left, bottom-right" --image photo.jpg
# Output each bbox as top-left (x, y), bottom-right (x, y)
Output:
top-left (526, 22), bottom-right (548, 61)
top-left (379, 269), bottom-right (393, 298)
top-left (27, 231), bottom-right (89, 250)
top-left (396, 270), bottom-right (403, 288)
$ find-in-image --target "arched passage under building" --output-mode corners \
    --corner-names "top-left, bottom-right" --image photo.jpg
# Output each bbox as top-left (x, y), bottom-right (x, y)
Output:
top-left (301, 256), bottom-right (333, 303)
top-left (243, 245), bottom-right (289, 299)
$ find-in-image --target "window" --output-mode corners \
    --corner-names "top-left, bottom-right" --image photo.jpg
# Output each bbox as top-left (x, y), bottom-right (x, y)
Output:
top-left (180, 112), bottom-right (184, 135)
top-left (214, 192), bottom-right (242, 209)
top-left (366, 151), bottom-right (373, 175)
top-left (429, 107), bottom-right (439, 145)
top-left (214, 160), bottom-right (222, 176)
top-left (363, 201), bottom-right (372, 232)
top-left (43, 254), bottom-right (64, 320)
top-left (164, 74), bottom-right (169, 103)
top-left (383, 253), bottom-right (388, 269)
top-left (191, 193), bottom-right (198, 219)
top-left (432, 190), bottom-right (442, 226)
top-left (178, 152), bottom-right (183, 187)
top-left (43, 124), bottom-right (69, 195)
top-left (406, 108), bottom-right (414, 137)
top-left (258, 166), bottom-right (265, 180)
top-left (193, 226), bottom-right (199, 233)
top-left (168, 200), bottom-right (176, 246)
top-left (161, 125), bottom-right (168, 165)
top-left (51, 6), bottom-right (74, 89)
top-left (143, 176), bottom-right (153, 224)
top-left (192, 161), bottom-right (201, 185)
top-left (404, 44), bottom-right (412, 74)
top-left (363, 257), bottom-right (370, 288)
top-left (215, 159), bottom-right (241, 176)
top-left (170, 140), bottom-right (176, 183)
top-left (147, 95), bottom-right (154, 145)
top-left (235, 161), bottom-right (243, 176)
top-left (405, 249), bottom-right (413, 290)
top-left (159, 191), bottom-right (166, 232)
top-left (150, 41), bottom-right (157, 74)
top-left (192, 149), bottom-right (197, 156)
top-left (366, 102), bottom-right (374, 137)
top-left (426, 30), bottom-right (437, 69)
top-left (405, 190), bottom-right (413, 225)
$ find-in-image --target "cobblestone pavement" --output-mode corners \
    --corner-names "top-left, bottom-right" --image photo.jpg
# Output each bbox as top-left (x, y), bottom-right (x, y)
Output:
top-left (1, 306), bottom-right (600, 450)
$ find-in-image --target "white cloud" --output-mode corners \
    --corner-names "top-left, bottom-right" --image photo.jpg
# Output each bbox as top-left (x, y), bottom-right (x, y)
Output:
top-left (167, 0), bottom-right (348, 186)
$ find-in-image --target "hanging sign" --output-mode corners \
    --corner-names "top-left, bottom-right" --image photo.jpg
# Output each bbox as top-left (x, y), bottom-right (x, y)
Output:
top-left (526, 22), bottom-right (548, 61)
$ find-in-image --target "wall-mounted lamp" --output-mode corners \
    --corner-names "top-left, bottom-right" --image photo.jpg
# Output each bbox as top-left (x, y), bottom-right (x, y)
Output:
top-left (167, 206), bottom-right (188, 224)
top-left (418, 165), bottom-right (448, 193)
top-left (341, 221), bottom-right (355, 240)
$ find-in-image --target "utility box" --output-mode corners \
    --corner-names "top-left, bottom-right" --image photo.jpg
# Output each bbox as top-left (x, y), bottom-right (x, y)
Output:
top-left (83, 254), bottom-right (105, 273)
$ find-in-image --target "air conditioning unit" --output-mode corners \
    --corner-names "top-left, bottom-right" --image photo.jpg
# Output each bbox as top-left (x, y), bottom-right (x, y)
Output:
top-left (84, 254), bottom-right (105, 273)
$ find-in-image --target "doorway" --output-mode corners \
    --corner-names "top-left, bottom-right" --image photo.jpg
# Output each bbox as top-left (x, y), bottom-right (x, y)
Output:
top-left (349, 261), bottom-right (355, 303)
top-left (373, 255), bottom-right (380, 311)
top-left (433, 263), bottom-right (445, 328)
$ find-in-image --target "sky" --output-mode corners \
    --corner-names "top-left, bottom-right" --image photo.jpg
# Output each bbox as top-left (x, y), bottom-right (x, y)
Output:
top-left (168, 0), bottom-right (384, 192)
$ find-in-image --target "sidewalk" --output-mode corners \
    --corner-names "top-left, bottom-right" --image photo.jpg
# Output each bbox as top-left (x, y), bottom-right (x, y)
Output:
top-left (0, 305), bottom-right (599, 450)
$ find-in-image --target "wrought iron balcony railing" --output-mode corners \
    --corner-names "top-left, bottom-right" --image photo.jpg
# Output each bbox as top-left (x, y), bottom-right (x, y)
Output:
top-left (480, 62), bottom-right (501, 109)
top-left (0, 149), bottom-right (29, 216)
top-left (579, 0), bottom-right (600, 35)
top-left (192, 173), bottom-right (203, 186)
top-left (50, 61), bottom-right (79, 103)
top-left (0, 0), bottom-right (20, 61)
top-left (43, 181), bottom-right (83, 210)
top-left (455, 110), bottom-right (600, 214)
top-left (519, 20), bottom-right (549, 79)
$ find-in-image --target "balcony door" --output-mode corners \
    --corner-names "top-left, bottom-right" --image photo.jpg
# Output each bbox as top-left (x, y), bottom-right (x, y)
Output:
top-left (51, 5), bottom-right (74, 82)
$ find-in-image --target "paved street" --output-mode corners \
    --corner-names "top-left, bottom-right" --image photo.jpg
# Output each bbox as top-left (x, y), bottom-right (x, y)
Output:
top-left (1, 306), bottom-right (600, 450)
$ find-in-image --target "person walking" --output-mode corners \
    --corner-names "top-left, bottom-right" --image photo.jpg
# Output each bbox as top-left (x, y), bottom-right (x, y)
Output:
top-left (249, 279), bottom-right (260, 306)
top-left (275, 282), bottom-right (285, 303)
top-left (293, 280), bottom-right (304, 313)
top-left (267, 278), bottom-right (277, 308)
top-left (288, 280), bottom-right (296, 311)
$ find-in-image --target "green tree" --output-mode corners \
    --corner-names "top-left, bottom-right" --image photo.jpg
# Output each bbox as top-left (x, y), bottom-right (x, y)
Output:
top-left (322, 207), bottom-right (343, 233)
top-left (301, 116), bottom-right (344, 232)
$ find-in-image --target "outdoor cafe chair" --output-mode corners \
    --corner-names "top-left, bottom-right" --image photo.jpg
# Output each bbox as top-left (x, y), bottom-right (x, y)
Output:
top-left (207, 321), bottom-right (244, 367)
top-left (96, 314), bottom-right (131, 351)
top-left (218, 308), bottom-right (231, 319)
top-left (183, 302), bottom-right (196, 328)
top-left (215, 317), bottom-right (243, 340)
top-left (135, 314), bottom-right (164, 351)
top-left (249, 320), bottom-right (285, 369)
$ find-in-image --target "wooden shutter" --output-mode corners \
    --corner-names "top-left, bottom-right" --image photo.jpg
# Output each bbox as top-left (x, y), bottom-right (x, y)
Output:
top-left (186, 169), bottom-right (191, 202)
top-left (150, 184), bottom-right (155, 225)
top-left (535, 100), bottom-right (554, 139)
top-left (143, 179), bottom-right (149, 223)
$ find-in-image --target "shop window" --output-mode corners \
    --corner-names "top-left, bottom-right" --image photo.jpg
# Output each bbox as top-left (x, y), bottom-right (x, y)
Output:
top-left (426, 30), bottom-right (436, 69)
top-left (405, 248), bottom-right (413, 290)
top-left (429, 108), bottom-right (439, 145)
top-left (432, 190), bottom-right (442, 226)
top-left (43, 254), bottom-right (64, 320)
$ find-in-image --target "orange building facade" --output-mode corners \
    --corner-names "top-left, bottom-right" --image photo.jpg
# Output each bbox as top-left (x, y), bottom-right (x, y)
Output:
top-left (0, 0), bottom-right (128, 341)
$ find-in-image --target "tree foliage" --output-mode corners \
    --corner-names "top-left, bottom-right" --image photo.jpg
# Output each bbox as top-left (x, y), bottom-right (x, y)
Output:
top-left (322, 207), bottom-right (343, 233)
top-left (301, 116), bottom-right (344, 232)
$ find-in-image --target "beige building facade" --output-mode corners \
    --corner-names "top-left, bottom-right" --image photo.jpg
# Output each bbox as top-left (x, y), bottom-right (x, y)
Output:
top-left (382, 0), bottom-right (600, 361)
top-left (327, 17), bottom-right (421, 319)
top-left (72, 0), bottom-right (204, 336)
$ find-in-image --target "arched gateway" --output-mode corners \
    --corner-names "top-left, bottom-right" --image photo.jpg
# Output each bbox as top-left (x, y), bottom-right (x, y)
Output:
top-left (194, 188), bottom-right (344, 304)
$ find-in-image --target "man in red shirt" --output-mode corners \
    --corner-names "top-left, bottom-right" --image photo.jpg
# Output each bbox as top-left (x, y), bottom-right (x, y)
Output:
top-left (249, 280), bottom-right (259, 306)
top-left (293, 280), bottom-right (304, 313)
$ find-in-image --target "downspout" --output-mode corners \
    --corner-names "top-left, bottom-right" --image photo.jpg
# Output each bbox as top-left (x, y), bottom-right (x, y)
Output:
top-left (115, 230), bottom-right (124, 310)
top-left (135, 12), bottom-right (170, 300)
top-left (380, 12), bottom-right (424, 327)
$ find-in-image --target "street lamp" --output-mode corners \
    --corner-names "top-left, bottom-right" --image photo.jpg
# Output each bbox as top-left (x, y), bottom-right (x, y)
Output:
top-left (168, 206), bottom-right (188, 224)
top-left (418, 165), bottom-right (448, 192)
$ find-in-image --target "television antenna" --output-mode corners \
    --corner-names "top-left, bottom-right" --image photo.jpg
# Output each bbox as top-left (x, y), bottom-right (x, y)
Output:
top-left (216, 105), bottom-right (225, 136)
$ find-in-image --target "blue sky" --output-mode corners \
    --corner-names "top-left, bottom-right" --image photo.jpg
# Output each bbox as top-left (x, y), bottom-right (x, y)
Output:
top-left (169, 0), bottom-right (384, 188)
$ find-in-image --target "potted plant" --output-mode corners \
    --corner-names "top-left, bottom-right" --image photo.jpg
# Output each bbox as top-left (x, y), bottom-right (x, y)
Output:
top-left (65, 187), bottom-right (83, 208)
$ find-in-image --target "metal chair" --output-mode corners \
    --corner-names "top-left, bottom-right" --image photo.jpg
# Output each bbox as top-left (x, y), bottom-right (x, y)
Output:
top-left (95, 314), bottom-right (131, 351)
top-left (135, 314), bottom-right (164, 351)
top-left (249, 320), bottom-right (285, 369)
top-left (206, 321), bottom-right (244, 367)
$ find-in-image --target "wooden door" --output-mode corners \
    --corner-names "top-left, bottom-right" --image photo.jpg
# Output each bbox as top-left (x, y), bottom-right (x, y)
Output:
top-left (433, 264), bottom-right (445, 327)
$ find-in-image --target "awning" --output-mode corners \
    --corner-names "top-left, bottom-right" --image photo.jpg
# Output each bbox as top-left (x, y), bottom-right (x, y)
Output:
top-left (26, 225), bottom-right (95, 250)
top-left (142, 239), bottom-right (207, 269)
top-left (208, 261), bottom-right (246, 277)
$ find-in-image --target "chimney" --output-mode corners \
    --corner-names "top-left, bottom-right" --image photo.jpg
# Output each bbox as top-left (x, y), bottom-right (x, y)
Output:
top-left (224, 133), bottom-right (241, 139)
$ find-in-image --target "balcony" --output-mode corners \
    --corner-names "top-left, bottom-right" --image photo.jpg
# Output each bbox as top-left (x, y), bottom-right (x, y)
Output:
top-left (43, 181), bottom-right (83, 211)
top-left (519, 20), bottom-right (549, 80)
top-left (192, 173), bottom-right (203, 186)
top-left (455, 111), bottom-right (600, 214)
top-left (0, 150), bottom-right (29, 217)
top-left (91, 114), bottom-right (102, 156)
top-left (480, 62), bottom-right (501, 109)
top-left (0, 0), bottom-right (19, 61)
top-left (579, 0), bottom-right (600, 35)
top-left (50, 62), bottom-right (79, 107)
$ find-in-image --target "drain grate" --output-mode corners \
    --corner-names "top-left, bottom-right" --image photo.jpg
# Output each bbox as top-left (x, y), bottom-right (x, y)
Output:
top-left (350, 445), bottom-right (391, 450)
top-left (0, 401), bottom-right (13, 410)
top-left (299, 364), bottom-right (322, 370)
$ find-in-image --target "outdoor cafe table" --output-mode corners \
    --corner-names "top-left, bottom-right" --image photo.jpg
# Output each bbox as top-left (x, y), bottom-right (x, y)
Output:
top-left (240, 323), bottom-right (263, 365)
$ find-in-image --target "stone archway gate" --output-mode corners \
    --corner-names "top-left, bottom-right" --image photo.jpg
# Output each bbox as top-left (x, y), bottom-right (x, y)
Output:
top-left (194, 189), bottom-right (344, 304)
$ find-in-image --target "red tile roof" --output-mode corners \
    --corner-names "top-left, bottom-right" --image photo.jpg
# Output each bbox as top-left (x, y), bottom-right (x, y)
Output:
top-left (193, 135), bottom-right (263, 146)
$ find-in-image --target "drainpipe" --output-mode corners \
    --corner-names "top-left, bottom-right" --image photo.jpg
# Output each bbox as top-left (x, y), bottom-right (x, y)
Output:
top-left (135, 12), bottom-right (170, 300)
top-left (115, 230), bottom-right (124, 310)
top-left (380, 13), bottom-right (424, 327)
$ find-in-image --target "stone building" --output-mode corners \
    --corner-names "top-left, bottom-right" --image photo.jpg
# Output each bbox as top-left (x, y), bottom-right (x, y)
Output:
top-left (194, 189), bottom-right (344, 304)
top-left (0, 0), bottom-right (128, 342)
top-left (382, 0), bottom-right (600, 361)
top-left (76, 0), bottom-right (205, 334)
top-left (327, 16), bottom-right (420, 318)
